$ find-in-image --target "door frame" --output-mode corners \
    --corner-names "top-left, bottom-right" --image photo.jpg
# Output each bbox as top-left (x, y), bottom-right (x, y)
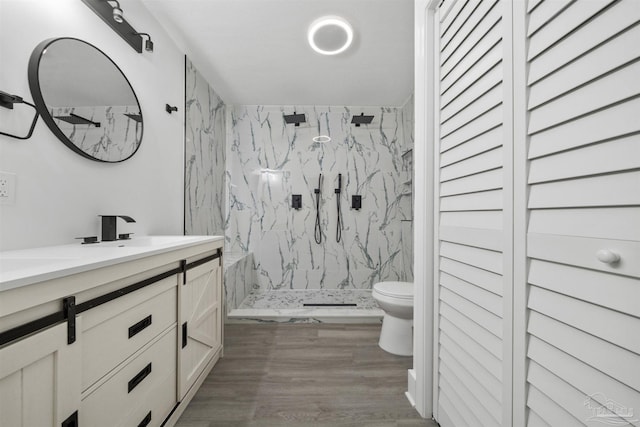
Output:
top-left (411, 0), bottom-right (437, 419)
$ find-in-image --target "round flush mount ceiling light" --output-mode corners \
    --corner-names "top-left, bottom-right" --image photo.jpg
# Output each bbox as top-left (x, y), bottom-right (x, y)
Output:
top-left (307, 16), bottom-right (354, 56)
top-left (312, 135), bottom-right (331, 143)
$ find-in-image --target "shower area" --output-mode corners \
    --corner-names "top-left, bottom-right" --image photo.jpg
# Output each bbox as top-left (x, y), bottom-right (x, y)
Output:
top-left (185, 58), bottom-right (414, 322)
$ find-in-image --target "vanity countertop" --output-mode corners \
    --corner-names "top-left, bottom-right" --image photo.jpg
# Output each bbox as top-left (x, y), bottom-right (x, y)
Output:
top-left (0, 235), bottom-right (223, 292)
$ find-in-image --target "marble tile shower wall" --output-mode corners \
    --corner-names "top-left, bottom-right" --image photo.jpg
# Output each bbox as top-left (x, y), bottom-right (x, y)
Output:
top-left (401, 95), bottom-right (414, 282)
top-left (184, 58), bottom-right (226, 235)
top-left (226, 105), bottom-right (413, 291)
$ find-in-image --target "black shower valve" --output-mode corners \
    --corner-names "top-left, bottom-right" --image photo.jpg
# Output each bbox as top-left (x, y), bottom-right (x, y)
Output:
top-left (351, 195), bottom-right (362, 210)
top-left (292, 194), bottom-right (302, 210)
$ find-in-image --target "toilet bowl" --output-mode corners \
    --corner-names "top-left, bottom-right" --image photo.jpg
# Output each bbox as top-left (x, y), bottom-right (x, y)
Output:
top-left (372, 281), bottom-right (414, 356)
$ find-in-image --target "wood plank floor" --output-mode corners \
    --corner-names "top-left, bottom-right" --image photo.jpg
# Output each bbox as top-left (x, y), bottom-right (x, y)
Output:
top-left (175, 323), bottom-right (438, 427)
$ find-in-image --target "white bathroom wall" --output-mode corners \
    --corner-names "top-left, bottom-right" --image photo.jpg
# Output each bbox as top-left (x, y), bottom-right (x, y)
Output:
top-left (0, 0), bottom-right (185, 250)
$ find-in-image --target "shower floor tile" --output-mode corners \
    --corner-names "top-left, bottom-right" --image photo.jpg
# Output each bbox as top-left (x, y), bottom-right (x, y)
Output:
top-left (227, 289), bottom-right (384, 323)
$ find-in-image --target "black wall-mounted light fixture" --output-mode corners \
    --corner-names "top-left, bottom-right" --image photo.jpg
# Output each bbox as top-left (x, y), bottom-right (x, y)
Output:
top-left (81, 0), bottom-right (153, 54)
top-left (351, 113), bottom-right (374, 127)
top-left (110, 0), bottom-right (124, 23)
top-left (133, 33), bottom-right (154, 52)
top-left (283, 112), bottom-right (306, 127)
top-left (0, 90), bottom-right (39, 140)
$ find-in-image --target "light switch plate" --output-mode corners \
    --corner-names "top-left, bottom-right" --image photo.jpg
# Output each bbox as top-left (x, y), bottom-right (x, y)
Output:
top-left (0, 171), bottom-right (16, 205)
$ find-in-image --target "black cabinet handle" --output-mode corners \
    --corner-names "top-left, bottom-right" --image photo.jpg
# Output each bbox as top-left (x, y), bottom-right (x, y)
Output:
top-left (137, 411), bottom-right (152, 427)
top-left (128, 315), bottom-right (152, 339)
top-left (182, 322), bottom-right (188, 348)
top-left (128, 363), bottom-right (152, 393)
top-left (61, 411), bottom-right (78, 427)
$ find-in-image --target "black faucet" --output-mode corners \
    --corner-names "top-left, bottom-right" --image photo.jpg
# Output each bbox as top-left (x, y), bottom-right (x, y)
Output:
top-left (99, 215), bottom-right (136, 241)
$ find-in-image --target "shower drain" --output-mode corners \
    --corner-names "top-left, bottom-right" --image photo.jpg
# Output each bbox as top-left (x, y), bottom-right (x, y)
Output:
top-left (303, 303), bottom-right (357, 307)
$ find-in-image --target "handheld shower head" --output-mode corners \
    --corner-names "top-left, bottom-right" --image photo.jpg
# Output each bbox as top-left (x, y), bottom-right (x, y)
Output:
top-left (314, 173), bottom-right (323, 244)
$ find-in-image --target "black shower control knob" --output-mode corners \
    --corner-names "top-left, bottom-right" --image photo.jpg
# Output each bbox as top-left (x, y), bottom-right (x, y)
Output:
top-left (352, 195), bottom-right (362, 210)
top-left (292, 194), bottom-right (302, 210)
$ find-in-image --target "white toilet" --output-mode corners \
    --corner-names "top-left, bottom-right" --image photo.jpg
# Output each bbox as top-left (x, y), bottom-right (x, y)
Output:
top-left (372, 281), bottom-right (414, 356)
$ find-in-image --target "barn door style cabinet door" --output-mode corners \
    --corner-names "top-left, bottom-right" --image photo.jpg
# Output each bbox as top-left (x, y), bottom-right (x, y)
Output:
top-left (425, 0), bottom-right (640, 426)
top-left (179, 250), bottom-right (223, 399)
top-left (0, 321), bottom-right (81, 427)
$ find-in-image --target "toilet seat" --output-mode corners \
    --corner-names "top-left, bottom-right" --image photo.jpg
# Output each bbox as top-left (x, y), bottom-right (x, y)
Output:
top-left (373, 281), bottom-right (413, 300)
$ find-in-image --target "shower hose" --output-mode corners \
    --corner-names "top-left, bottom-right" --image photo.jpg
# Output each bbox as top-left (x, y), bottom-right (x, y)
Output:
top-left (335, 173), bottom-right (342, 243)
top-left (315, 174), bottom-right (322, 244)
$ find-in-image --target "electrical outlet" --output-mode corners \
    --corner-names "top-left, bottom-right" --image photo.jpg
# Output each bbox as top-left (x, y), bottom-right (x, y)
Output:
top-left (0, 172), bottom-right (16, 205)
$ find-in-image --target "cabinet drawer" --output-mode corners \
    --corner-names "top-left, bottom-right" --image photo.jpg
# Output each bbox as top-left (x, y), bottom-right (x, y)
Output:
top-left (81, 328), bottom-right (177, 427)
top-left (82, 276), bottom-right (177, 390)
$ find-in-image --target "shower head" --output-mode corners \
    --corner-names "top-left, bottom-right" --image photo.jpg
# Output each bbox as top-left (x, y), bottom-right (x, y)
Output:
top-left (351, 113), bottom-right (374, 127)
top-left (283, 112), bottom-right (306, 127)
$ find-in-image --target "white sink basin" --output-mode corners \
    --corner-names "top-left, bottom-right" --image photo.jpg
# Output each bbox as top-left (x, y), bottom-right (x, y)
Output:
top-left (0, 235), bottom-right (222, 291)
top-left (98, 235), bottom-right (203, 247)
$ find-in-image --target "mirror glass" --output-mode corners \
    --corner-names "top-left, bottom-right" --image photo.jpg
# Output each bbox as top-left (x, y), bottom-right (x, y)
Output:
top-left (29, 38), bottom-right (143, 162)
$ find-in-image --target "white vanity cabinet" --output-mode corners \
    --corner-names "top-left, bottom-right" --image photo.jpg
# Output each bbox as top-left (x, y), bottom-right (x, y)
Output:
top-left (0, 321), bottom-right (81, 427)
top-left (0, 236), bottom-right (223, 427)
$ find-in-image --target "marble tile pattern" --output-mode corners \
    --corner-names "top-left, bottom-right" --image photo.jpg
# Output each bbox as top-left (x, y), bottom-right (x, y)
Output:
top-left (401, 221), bottom-right (414, 282)
top-left (223, 251), bottom-right (259, 315)
top-left (50, 105), bottom-right (141, 161)
top-left (226, 105), bottom-right (414, 291)
top-left (402, 94), bottom-right (415, 148)
top-left (184, 57), bottom-right (226, 235)
top-left (400, 95), bottom-right (414, 282)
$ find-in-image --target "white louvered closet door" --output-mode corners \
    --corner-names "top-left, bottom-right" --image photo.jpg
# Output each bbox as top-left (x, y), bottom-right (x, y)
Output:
top-left (434, 1), bottom-right (512, 426)
top-left (522, 1), bottom-right (640, 426)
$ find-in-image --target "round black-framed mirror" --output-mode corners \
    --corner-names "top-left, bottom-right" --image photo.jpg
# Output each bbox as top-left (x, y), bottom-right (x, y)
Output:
top-left (28, 38), bottom-right (143, 163)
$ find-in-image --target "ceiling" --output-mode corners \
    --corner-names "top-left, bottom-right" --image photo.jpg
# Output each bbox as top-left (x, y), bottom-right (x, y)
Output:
top-left (141, 0), bottom-right (414, 106)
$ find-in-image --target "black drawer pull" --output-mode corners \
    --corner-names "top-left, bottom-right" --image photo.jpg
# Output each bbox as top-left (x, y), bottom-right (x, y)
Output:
top-left (128, 315), bottom-right (152, 338)
top-left (61, 410), bottom-right (78, 427)
top-left (182, 322), bottom-right (188, 348)
top-left (138, 411), bottom-right (152, 427)
top-left (128, 363), bottom-right (152, 393)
